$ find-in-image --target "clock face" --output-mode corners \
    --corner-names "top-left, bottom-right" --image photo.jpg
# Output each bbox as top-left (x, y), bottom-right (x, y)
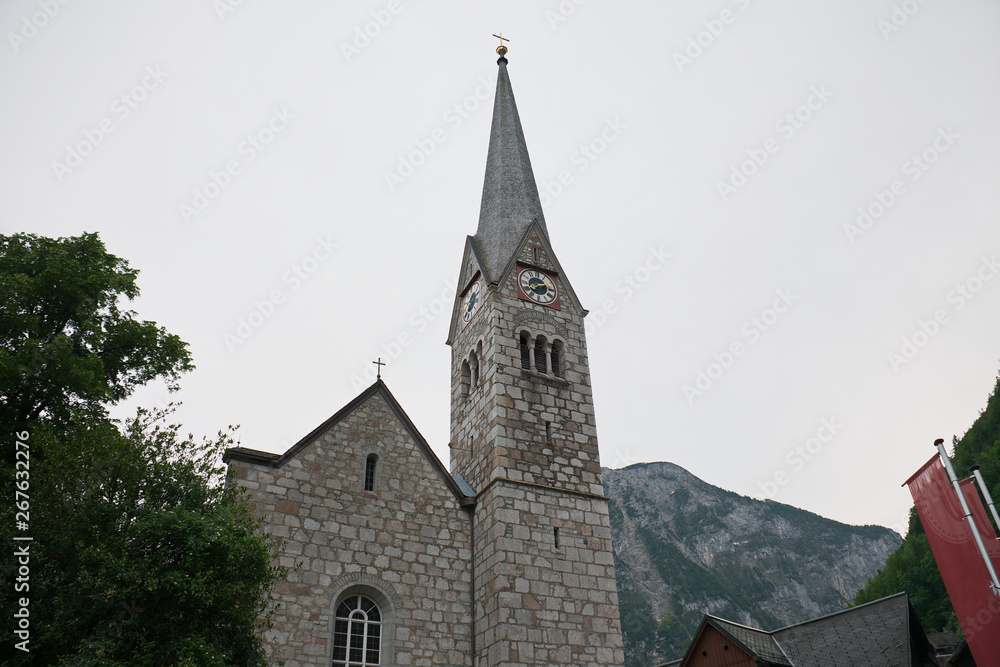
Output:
top-left (461, 279), bottom-right (481, 328)
top-left (518, 268), bottom-right (558, 305)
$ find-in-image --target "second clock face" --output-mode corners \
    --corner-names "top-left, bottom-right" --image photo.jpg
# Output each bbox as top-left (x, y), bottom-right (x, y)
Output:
top-left (518, 268), bottom-right (558, 305)
top-left (461, 279), bottom-right (481, 328)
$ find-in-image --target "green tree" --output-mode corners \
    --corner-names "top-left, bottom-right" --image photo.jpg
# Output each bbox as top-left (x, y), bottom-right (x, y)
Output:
top-left (1, 408), bottom-right (286, 666)
top-left (0, 232), bottom-right (284, 665)
top-left (0, 232), bottom-right (192, 438)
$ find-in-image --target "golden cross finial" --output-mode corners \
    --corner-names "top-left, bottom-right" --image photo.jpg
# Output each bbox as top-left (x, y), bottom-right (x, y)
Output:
top-left (492, 32), bottom-right (509, 57)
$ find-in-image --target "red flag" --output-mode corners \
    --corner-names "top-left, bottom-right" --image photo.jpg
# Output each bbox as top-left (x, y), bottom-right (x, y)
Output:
top-left (961, 477), bottom-right (1000, 555)
top-left (905, 456), bottom-right (1000, 663)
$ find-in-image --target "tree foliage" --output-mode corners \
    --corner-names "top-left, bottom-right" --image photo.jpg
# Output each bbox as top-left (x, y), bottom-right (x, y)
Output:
top-left (0, 409), bottom-right (286, 665)
top-left (854, 373), bottom-right (1000, 635)
top-left (0, 232), bottom-right (193, 437)
top-left (0, 232), bottom-right (283, 665)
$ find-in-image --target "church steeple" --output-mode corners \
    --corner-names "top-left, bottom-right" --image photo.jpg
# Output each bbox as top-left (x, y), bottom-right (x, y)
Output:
top-left (474, 54), bottom-right (549, 282)
top-left (446, 46), bottom-right (626, 666)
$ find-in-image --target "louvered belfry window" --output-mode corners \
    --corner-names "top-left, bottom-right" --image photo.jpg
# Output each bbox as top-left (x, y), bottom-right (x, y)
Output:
top-left (332, 595), bottom-right (382, 666)
top-left (551, 341), bottom-right (562, 378)
top-left (534, 338), bottom-right (547, 374)
top-left (519, 332), bottom-right (531, 369)
top-left (460, 360), bottom-right (471, 397)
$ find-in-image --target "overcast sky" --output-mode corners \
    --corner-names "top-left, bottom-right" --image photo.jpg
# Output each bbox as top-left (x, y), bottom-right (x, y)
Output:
top-left (3, 0), bottom-right (999, 533)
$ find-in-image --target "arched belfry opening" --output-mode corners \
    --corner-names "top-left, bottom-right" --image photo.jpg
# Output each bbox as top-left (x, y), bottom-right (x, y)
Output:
top-left (519, 331), bottom-right (531, 369)
top-left (534, 336), bottom-right (548, 374)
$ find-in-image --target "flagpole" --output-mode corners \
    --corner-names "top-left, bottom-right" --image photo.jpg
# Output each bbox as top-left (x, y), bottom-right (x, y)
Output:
top-left (971, 465), bottom-right (1000, 535)
top-left (935, 439), bottom-right (1000, 598)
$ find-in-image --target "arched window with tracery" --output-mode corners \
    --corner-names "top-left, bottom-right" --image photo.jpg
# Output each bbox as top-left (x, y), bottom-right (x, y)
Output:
top-left (332, 595), bottom-right (382, 666)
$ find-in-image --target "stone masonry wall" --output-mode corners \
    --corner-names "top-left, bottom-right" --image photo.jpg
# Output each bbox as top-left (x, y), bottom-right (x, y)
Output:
top-left (473, 482), bottom-right (626, 666)
top-left (451, 232), bottom-right (604, 498)
top-left (230, 390), bottom-right (474, 667)
top-left (450, 230), bottom-right (625, 666)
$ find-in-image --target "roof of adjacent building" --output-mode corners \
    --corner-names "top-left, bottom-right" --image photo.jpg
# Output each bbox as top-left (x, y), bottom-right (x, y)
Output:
top-left (666, 592), bottom-right (940, 667)
top-left (709, 617), bottom-right (792, 665)
top-left (474, 56), bottom-right (548, 283)
top-left (772, 592), bottom-right (928, 666)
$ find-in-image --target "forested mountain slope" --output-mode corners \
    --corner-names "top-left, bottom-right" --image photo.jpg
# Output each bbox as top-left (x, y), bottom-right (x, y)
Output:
top-left (604, 462), bottom-right (901, 667)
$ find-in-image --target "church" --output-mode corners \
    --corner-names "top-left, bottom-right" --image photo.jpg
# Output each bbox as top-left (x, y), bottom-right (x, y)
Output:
top-left (226, 42), bottom-right (627, 667)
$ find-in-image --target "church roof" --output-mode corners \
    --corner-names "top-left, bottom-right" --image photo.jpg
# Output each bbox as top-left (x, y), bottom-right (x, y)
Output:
top-left (474, 55), bottom-right (548, 283)
top-left (225, 380), bottom-right (473, 504)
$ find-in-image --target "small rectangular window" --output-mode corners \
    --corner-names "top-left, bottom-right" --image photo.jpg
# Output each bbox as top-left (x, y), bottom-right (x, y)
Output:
top-left (364, 454), bottom-right (378, 491)
top-left (554, 527), bottom-right (560, 549)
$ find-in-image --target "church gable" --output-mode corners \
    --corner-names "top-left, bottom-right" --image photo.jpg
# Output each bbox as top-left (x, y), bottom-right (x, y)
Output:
top-left (227, 381), bottom-right (474, 667)
top-left (493, 219), bottom-right (586, 316)
top-left (228, 380), bottom-right (467, 501)
top-left (681, 623), bottom-right (771, 667)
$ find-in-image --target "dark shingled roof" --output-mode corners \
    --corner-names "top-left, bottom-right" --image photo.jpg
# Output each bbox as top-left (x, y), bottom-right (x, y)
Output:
top-left (772, 592), bottom-right (932, 666)
top-left (474, 56), bottom-right (548, 282)
top-left (708, 617), bottom-right (792, 665)
top-left (668, 593), bottom-right (939, 666)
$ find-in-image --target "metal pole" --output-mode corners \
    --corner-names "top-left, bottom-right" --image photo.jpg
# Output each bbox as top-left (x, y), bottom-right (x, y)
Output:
top-left (934, 439), bottom-right (1000, 598)
top-left (971, 465), bottom-right (1000, 535)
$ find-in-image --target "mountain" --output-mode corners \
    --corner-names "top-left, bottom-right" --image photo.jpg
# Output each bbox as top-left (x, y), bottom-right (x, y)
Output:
top-left (853, 375), bottom-right (1000, 635)
top-left (604, 462), bottom-right (902, 667)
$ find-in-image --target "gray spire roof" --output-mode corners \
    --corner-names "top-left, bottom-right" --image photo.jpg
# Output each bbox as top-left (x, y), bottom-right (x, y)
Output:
top-left (474, 56), bottom-right (548, 282)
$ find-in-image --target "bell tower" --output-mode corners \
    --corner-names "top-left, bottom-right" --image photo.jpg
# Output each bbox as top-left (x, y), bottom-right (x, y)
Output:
top-left (446, 44), bottom-right (625, 667)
